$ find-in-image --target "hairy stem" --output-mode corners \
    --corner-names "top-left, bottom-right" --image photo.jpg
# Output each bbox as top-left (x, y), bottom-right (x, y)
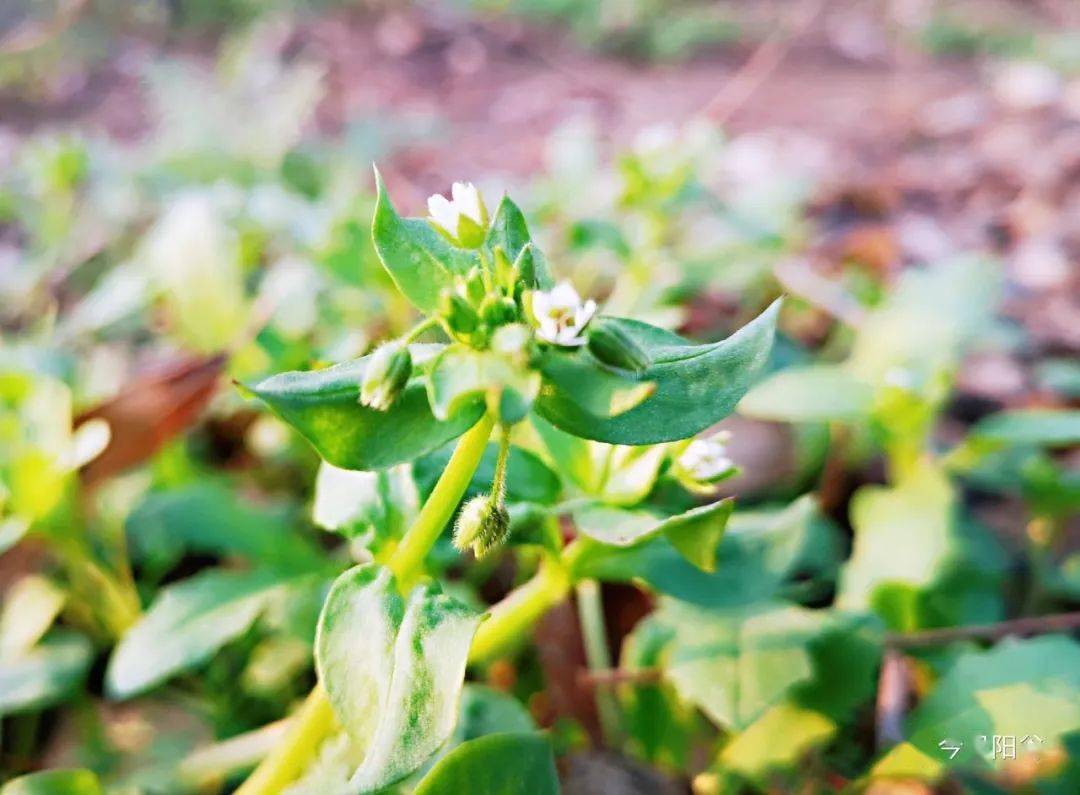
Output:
top-left (237, 413), bottom-right (495, 795)
top-left (389, 412), bottom-right (496, 587)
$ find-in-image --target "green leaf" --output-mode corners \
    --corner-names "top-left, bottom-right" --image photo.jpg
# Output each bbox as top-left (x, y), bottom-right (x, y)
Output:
top-left (453, 685), bottom-right (537, 744)
top-left (574, 495), bottom-right (840, 607)
top-left (718, 702), bottom-right (836, 781)
top-left (483, 197), bottom-right (552, 289)
top-left (971, 409), bottom-right (1080, 448)
top-left (427, 345), bottom-right (540, 423)
top-left (0, 633), bottom-right (92, 715)
top-left (838, 462), bottom-right (957, 621)
top-left (906, 636), bottom-right (1080, 768)
top-left (531, 414), bottom-right (600, 493)
top-left (313, 461), bottom-right (419, 542)
top-left (572, 498), bottom-right (733, 571)
top-left (248, 344), bottom-right (485, 471)
top-left (0, 769), bottom-right (103, 795)
top-left (653, 600), bottom-right (829, 730)
top-left (126, 484), bottom-right (325, 575)
top-left (534, 300), bottom-right (779, 445)
top-left (106, 569), bottom-right (291, 698)
top-left (372, 169), bottom-right (477, 312)
top-left (413, 733), bottom-right (558, 795)
top-left (316, 564), bottom-right (482, 791)
top-left (738, 364), bottom-right (874, 423)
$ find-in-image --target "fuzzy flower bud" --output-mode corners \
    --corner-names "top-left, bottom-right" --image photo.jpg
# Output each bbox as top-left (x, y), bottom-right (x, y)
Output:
top-left (479, 294), bottom-right (518, 328)
top-left (453, 494), bottom-right (511, 559)
top-left (586, 318), bottom-right (652, 373)
top-left (359, 341), bottom-right (412, 411)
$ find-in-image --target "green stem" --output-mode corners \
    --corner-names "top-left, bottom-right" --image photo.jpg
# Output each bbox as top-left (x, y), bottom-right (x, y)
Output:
top-left (469, 557), bottom-right (571, 665)
top-left (237, 413), bottom-right (495, 795)
top-left (389, 413), bottom-right (496, 587)
top-left (234, 687), bottom-right (336, 795)
top-left (575, 579), bottom-right (623, 746)
top-left (403, 316), bottom-right (440, 344)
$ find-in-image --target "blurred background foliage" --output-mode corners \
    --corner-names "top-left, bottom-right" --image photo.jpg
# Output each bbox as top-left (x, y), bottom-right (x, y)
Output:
top-left (1, 0), bottom-right (1079, 792)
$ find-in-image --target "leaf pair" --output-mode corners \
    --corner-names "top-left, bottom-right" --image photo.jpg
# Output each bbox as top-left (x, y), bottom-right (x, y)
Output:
top-left (312, 564), bottom-right (481, 792)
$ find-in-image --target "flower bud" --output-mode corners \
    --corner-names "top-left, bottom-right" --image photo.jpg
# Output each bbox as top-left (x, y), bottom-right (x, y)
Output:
top-left (453, 494), bottom-right (511, 559)
top-left (586, 318), bottom-right (651, 373)
top-left (479, 294), bottom-right (518, 327)
top-left (359, 341), bottom-right (412, 411)
top-left (463, 267), bottom-right (487, 305)
top-left (438, 287), bottom-right (480, 335)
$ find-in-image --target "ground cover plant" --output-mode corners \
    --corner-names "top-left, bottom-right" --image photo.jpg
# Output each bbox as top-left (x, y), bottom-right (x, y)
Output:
top-left (2, 2), bottom-right (1080, 794)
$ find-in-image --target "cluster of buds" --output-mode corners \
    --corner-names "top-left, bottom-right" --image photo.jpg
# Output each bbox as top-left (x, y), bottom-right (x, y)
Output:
top-left (360, 180), bottom-right (657, 414)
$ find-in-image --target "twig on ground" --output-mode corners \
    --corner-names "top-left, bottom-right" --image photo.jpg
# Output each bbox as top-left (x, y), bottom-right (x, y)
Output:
top-left (885, 611), bottom-right (1080, 649)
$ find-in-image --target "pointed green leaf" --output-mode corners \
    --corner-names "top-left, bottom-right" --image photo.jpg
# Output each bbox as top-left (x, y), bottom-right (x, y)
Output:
top-left (316, 563), bottom-right (482, 791)
top-left (0, 633), bottom-right (92, 715)
top-left (414, 733), bottom-right (558, 795)
top-left (535, 300), bottom-right (780, 444)
top-left (248, 345), bottom-right (485, 471)
top-left (106, 569), bottom-right (290, 698)
top-left (971, 409), bottom-right (1080, 448)
top-left (372, 170), bottom-right (478, 312)
top-left (483, 197), bottom-right (552, 289)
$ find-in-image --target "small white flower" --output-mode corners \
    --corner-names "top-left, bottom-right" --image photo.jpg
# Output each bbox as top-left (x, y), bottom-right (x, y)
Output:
top-left (532, 281), bottom-right (597, 347)
top-left (678, 432), bottom-right (734, 483)
top-left (427, 182), bottom-right (485, 240)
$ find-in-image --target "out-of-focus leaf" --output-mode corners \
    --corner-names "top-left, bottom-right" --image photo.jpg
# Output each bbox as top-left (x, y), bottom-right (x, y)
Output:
top-left (138, 193), bottom-right (248, 353)
top-left (970, 409), bottom-right (1080, 449)
top-left (0, 575), bottom-right (65, 658)
top-left (248, 345), bottom-right (485, 471)
top-left (738, 363), bottom-right (874, 422)
top-left (0, 769), bottom-right (103, 795)
top-left (838, 462), bottom-right (957, 622)
top-left (719, 702), bottom-right (836, 780)
top-left (315, 564), bottom-right (481, 791)
top-left (413, 733), bottom-right (558, 795)
top-left (531, 414), bottom-right (599, 493)
top-left (600, 444), bottom-right (669, 506)
top-left (77, 354), bottom-right (225, 484)
top-left (620, 614), bottom-right (700, 769)
top-left (0, 633), bottom-right (93, 715)
top-left (574, 495), bottom-right (839, 607)
top-left (651, 599), bottom-right (829, 730)
top-left (106, 568), bottom-right (292, 698)
top-left (572, 498), bottom-right (733, 571)
top-left (535, 300), bottom-right (779, 444)
top-left (126, 483), bottom-right (325, 575)
top-left (453, 685), bottom-right (537, 744)
top-left (313, 461), bottom-right (419, 542)
top-left (906, 636), bottom-right (1080, 768)
top-left (372, 170), bottom-right (478, 313)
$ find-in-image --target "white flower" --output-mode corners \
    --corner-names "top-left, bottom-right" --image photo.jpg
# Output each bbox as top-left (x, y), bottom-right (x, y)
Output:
top-left (678, 432), bottom-right (734, 483)
top-left (427, 182), bottom-right (485, 241)
top-left (532, 282), bottom-right (597, 347)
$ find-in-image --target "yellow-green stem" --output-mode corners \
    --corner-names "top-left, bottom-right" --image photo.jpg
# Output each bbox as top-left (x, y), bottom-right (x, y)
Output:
top-left (469, 558), bottom-right (571, 664)
top-left (234, 686), bottom-right (336, 795)
top-left (389, 413), bottom-right (496, 587)
top-left (575, 579), bottom-right (623, 746)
